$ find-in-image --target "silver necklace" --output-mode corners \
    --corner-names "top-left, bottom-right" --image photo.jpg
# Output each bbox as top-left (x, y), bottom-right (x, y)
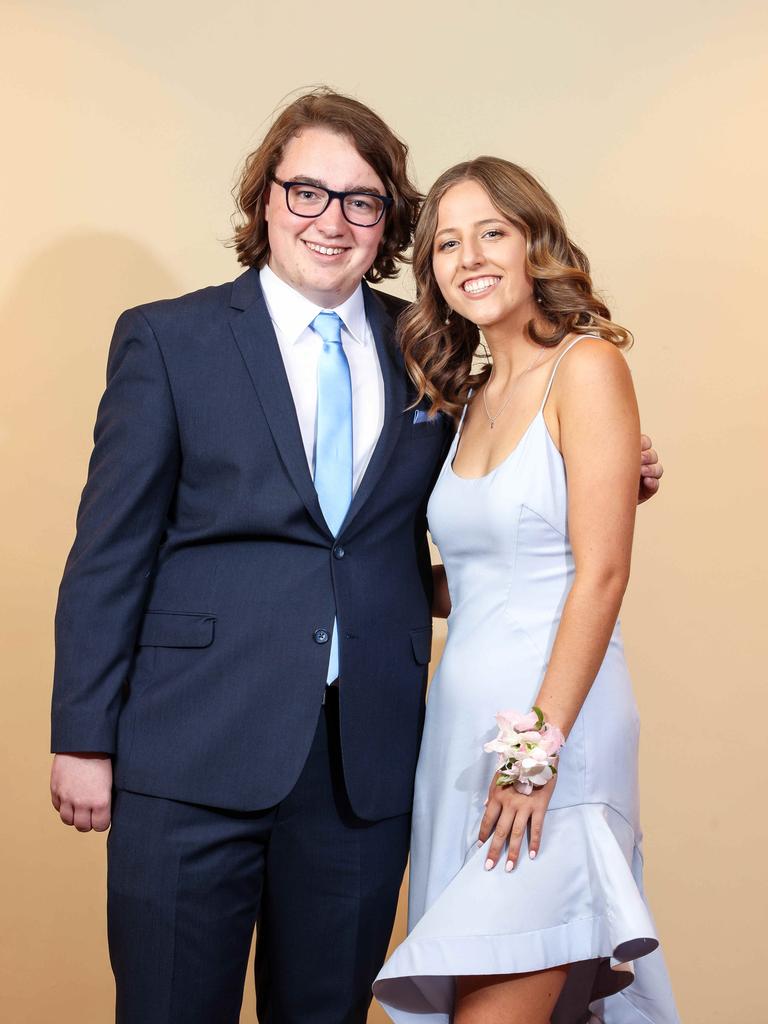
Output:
top-left (482, 346), bottom-right (550, 429)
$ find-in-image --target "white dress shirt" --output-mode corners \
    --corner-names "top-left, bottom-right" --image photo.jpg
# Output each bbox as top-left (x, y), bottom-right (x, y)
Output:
top-left (259, 264), bottom-right (385, 494)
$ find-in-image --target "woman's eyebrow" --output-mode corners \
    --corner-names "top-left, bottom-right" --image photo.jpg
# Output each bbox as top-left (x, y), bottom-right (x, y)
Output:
top-left (435, 218), bottom-right (502, 238)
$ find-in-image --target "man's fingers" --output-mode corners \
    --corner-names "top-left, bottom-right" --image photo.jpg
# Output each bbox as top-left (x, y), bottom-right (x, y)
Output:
top-left (637, 475), bottom-right (660, 504)
top-left (641, 446), bottom-right (658, 466)
top-left (91, 801), bottom-right (112, 832)
top-left (73, 805), bottom-right (93, 832)
top-left (51, 789), bottom-right (61, 812)
top-left (641, 461), bottom-right (663, 480)
top-left (637, 435), bottom-right (663, 504)
top-left (57, 794), bottom-right (110, 832)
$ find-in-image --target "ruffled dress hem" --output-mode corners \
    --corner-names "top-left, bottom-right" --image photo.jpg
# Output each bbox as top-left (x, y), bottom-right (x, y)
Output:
top-left (374, 803), bottom-right (676, 1022)
top-left (374, 917), bottom-right (657, 1017)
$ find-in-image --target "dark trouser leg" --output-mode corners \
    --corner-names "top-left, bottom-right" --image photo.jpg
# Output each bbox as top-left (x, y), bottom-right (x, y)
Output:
top-left (107, 789), bottom-right (274, 1024)
top-left (255, 689), bottom-right (411, 1024)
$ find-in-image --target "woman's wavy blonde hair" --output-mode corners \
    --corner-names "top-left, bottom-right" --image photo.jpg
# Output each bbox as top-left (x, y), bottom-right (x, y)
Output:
top-left (400, 157), bottom-right (632, 420)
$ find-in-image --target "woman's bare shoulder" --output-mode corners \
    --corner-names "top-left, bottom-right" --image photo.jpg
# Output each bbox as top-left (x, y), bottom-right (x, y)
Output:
top-left (554, 335), bottom-right (631, 393)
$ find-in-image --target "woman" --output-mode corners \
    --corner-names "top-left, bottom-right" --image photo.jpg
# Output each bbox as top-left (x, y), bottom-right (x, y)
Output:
top-left (374, 159), bottom-right (679, 1023)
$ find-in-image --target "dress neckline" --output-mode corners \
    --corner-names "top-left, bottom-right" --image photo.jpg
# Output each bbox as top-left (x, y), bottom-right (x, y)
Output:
top-left (449, 409), bottom-right (544, 481)
top-left (448, 334), bottom-right (598, 482)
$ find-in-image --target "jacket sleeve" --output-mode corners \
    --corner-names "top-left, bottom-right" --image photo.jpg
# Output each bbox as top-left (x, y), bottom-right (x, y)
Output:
top-left (51, 307), bottom-right (181, 753)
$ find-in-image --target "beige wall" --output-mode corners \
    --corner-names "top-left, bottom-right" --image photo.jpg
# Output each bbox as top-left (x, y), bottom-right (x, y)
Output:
top-left (2, 1), bottom-right (767, 1020)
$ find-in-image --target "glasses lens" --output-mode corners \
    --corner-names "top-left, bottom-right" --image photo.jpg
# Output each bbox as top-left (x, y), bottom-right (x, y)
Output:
top-left (284, 182), bottom-right (387, 226)
top-left (343, 194), bottom-right (385, 226)
top-left (286, 184), bottom-right (330, 216)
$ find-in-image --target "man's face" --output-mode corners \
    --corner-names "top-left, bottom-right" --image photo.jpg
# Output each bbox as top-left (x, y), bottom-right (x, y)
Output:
top-left (264, 127), bottom-right (387, 307)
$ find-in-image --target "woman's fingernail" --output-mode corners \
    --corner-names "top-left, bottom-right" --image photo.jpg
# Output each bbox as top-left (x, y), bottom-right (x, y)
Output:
top-left (505, 860), bottom-right (514, 873)
top-left (476, 840), bottom-right (484, 848)
top-left (529, 850), bottom-right (537, 860)
top-left (484, 858), bottom-right (494, 871)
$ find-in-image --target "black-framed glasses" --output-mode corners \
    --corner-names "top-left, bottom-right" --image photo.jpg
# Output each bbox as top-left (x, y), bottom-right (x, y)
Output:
top-left (271, 176), bottom-right (393, 227)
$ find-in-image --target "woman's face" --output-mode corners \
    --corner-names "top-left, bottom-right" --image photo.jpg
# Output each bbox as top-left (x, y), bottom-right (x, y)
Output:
top-left (431, 179), bottom-right (535, 331)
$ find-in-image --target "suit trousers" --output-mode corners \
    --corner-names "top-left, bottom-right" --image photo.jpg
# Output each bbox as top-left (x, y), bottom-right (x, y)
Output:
top-left (107, 689), bottom-right (411, 1023)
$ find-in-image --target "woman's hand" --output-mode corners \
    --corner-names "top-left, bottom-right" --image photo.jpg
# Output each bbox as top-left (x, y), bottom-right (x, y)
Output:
top-left (478, 773), bottom-right (557, 871)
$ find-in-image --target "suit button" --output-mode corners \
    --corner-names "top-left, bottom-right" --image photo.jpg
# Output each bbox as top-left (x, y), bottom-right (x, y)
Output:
top-left (333, 545), bottom-right (345, 559)
top-left (313, 628), bottom-right (329, 644)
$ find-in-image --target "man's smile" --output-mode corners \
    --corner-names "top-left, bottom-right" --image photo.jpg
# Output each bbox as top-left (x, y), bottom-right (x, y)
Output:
top-left (302, 239), bottom-right (350, 258)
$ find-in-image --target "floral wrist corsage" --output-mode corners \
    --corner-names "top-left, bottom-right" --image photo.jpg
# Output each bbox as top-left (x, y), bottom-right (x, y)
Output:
top-left (483, 707), bottom-right (565, 795)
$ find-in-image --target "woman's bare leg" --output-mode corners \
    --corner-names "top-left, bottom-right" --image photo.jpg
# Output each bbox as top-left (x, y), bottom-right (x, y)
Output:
top-left (455, 966), bottom-right (570, 1024)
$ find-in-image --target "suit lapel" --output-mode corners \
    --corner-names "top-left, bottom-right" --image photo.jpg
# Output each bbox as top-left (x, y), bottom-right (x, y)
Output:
top-left (340, 283), bottom-right (407, 535)
top-left (228, 268), bottom-right (330, 536)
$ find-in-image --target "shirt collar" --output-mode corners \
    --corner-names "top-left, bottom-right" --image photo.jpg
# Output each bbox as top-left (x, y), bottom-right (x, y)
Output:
top-left (259, 264), bottom-right (369, 346)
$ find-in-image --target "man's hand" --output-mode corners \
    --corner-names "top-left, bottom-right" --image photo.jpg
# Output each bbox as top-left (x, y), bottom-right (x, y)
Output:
top-left (50, 753), bottom-right (113, 832)
top-left (639, 434), bottom-right (663, 504)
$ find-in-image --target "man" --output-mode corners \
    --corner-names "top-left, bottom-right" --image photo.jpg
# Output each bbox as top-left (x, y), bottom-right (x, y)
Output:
top-left (50, 88), bottom-right (663, 1023)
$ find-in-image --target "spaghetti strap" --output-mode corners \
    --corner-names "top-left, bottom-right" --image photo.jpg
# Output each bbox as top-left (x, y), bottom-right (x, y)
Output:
top-left (539, 334), bottom-right (601, 413)
top-left (456, 389), bottom-right (473, 436)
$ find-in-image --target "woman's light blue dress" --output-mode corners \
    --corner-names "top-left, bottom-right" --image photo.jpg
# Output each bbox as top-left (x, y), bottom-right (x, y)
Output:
top-left (374, 339), bottom-right (679, 1023)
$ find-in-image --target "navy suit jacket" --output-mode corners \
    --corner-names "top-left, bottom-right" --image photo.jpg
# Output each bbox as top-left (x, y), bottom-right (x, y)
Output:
top-left (51, 268), bottom-right (453, 820)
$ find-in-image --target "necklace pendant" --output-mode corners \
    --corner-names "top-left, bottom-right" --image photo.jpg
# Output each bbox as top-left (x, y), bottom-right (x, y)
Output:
top-left (490, 421), bottom-right (495, 430)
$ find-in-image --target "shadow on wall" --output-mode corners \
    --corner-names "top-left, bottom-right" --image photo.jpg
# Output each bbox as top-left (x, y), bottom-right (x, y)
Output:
top-left (1, 232), bottom-right (180, 557)
top-left (1, 232), bottom-right (181, 766)
top-left (2, 232), bottom-right (180, 404)
top-left (0, 236), bottom-right (179, 1023)
top-left (1, 230), bottom-right (182, 740)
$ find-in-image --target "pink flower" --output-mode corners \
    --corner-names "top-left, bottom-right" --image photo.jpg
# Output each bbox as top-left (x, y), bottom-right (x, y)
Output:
top-left (495, 710), bottom-right (538, 734)
top-left (518, 711), bottom-right (541, 731)
top-left (539, 724), bottom-right (565, 756)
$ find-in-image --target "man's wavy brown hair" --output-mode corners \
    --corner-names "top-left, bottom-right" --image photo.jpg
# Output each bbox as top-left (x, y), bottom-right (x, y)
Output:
top-left (231, 88), bottom-right (421, 282)
top-left (400, 157), bottom-right (632, 420)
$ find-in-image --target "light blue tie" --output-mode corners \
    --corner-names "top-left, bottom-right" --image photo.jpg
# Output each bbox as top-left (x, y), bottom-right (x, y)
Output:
top-left (311, 311), bottom-right (353, 683)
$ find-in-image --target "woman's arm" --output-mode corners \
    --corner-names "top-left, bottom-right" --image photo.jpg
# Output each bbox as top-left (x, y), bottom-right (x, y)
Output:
top-left (431, 563), bottom-right (451, 618)
top-left (534, 338), bottom-right (639, 736)
top-left (479, 338), bottom-right (639, 870)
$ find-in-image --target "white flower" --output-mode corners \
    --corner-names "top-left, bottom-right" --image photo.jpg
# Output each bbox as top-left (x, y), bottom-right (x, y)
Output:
top-left (530, 765), bottom-right (554, 787)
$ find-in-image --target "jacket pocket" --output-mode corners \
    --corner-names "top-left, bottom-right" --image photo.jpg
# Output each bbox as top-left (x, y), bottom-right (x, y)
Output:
top-left (137, 610), bottom-right (216, 648)
top-left (409, 626), bottom-right (433, 665)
